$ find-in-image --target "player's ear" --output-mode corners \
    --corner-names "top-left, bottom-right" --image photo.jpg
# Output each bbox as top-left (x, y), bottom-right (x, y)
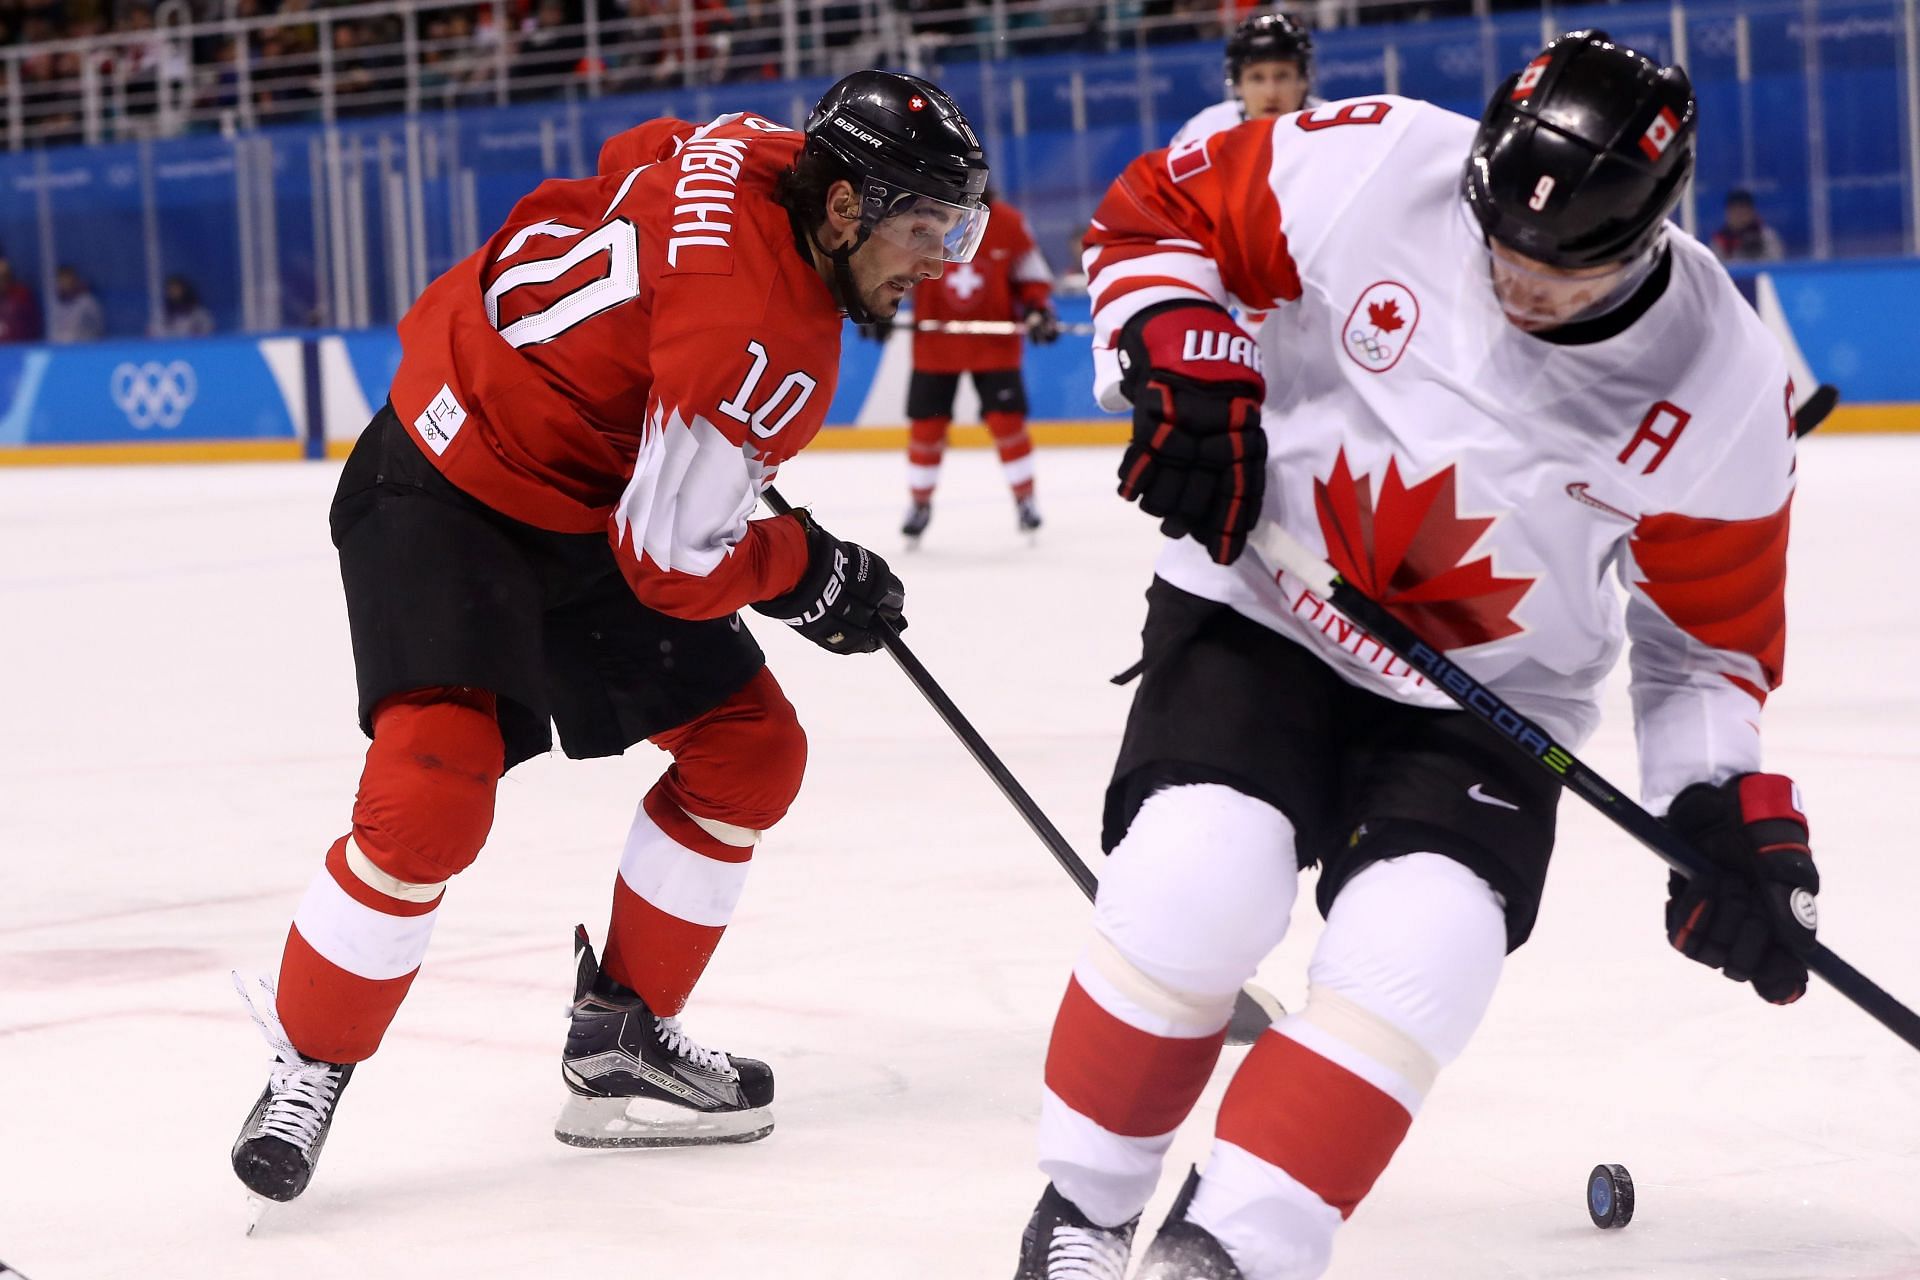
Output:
top-left (823, 179), bottom-right (862, 244)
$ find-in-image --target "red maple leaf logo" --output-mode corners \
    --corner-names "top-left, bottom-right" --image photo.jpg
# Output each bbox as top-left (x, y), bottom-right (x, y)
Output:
top-left (1314, 450), bottom-right (1534, 650)
top-left (1367, 299), bottom-right (1404, 333)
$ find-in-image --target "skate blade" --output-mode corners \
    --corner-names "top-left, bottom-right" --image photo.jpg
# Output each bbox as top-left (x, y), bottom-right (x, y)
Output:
top-left (553, 1094), bottom-right (773, 1149)
top-left (244, 1195), bottom-right (273, 1236)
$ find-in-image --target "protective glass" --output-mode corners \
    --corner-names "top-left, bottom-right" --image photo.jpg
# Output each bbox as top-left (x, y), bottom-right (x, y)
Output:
top-left (1477, 227), bottom-right (1664, 332)
top-left (863, 179), bottom-right (990, 263)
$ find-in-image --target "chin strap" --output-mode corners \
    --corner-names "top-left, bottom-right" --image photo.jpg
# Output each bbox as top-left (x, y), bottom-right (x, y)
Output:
top-left (815, 225), bottom-right (876, 324)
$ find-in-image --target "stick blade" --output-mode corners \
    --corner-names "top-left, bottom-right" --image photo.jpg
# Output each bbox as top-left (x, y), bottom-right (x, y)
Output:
top-left (1225, 984), bottom-right (1286, 1045)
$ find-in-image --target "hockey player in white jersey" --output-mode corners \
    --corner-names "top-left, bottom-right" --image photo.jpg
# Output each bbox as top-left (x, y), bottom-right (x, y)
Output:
top-left (1013, 30), bottom-right (1818, 1280)
top-left (1171, 13), bottom-right (1319, 147)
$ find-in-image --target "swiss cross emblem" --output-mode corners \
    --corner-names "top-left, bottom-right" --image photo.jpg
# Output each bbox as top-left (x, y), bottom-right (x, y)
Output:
top-left (1639, 107), bottom-right (1681, 160)
top-left (945, 262), bottom-right (985, 301)
top-left (909, 95), bottom-right (926, 111)
top-left (1511, 55), bottom-right (1550, 99)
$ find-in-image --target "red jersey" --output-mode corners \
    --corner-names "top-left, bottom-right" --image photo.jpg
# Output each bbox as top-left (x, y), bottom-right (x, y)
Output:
top-left (389, 111), bottom-right (843, 620)
top-left (909, 200), bottom-right (1053, 373)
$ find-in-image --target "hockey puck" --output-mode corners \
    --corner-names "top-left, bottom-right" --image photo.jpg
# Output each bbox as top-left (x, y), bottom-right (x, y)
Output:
top-left (1586, 1164), bottom-right (1634, 1229)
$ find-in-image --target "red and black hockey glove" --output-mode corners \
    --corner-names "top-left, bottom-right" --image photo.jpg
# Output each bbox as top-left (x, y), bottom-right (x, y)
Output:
top-left (1664, 773), bottom-right (1819, 1005)
top-left (1114, 301), bottom-right (1267, 565)
top-left (752, 510), bottom-right (905, 655)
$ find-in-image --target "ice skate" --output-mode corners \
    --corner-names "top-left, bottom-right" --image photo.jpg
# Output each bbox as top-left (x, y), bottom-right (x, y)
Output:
top-left (1017, 495), bottom-right (1043, 542)
top-left (1013, 1182), bottom-right (1137, 1280)
top-left (1135, 1169), bottom-right (1246, 1279)
top-left (554, 925), bottom-right (774, 1148)
top-left (230, 973), bottom-right (356, 1210)
top-left (902, 500), bottom-right (933, 543)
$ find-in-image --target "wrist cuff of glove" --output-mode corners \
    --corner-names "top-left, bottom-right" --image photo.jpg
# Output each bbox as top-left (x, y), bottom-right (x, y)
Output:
top-left (751, 511), bottom-right (829, 616)
top-left (1117, 300), bottom-right (1263, 398)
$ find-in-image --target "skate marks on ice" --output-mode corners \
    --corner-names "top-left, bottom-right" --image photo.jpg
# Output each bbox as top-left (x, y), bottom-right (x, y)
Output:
top-left (0, 447), bottom-right (1916, 1277)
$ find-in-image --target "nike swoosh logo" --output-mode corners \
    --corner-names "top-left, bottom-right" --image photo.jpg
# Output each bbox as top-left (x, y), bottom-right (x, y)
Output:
top-left (1565, 482), bottom-right (1637, 522)
top-left (1468, 783), bottom-right (1520, 811)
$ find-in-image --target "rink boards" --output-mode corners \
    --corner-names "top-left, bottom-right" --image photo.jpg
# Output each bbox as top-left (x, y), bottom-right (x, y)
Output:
top-left (1, 258), bottom-right (1916, 465)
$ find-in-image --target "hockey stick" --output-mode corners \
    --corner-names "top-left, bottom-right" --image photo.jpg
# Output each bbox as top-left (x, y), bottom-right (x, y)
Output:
top-left (761, 486), bottom-right (1283, 1044)
top-left (1247, 521), bottom-right (1920, 1052)
top-left (909, 319), bottom-right (1097, 336)
top-left (1794, 383), bottom-right (1840, 437)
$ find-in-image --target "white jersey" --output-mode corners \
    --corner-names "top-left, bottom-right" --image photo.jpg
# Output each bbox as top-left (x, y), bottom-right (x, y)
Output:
top-left (1086, 97), bottom-right (1796, 811)
top-left (1171, 96), bottom-right (1327, 147)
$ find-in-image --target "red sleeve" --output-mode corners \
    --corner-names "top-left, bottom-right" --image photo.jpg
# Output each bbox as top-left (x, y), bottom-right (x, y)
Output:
top-left (1085, 120), bottom-right (1302, 324)
top-left (598, 119), bottom-right (697, 176)
top-left (1629, 497), bottom-right (1792, 702)
top-left (609, 299), bottom-right (837, 619)
top-left (621, 511), bottom-right (813, 620)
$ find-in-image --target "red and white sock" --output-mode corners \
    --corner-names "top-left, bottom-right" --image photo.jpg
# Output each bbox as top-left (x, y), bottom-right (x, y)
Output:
top-left (1187, 854), bottom-right (1508, 1280)
top-left (601, 778), bottom-right (755, 1015)
top-left (908, 417), bottom-right (949, 505)
top-left (985, 410), bottom-right (1035, 501)
top-left (1037, 784), bottom-right (1299, 1226)
top-left (278, 835), bottom-right (444, 1063)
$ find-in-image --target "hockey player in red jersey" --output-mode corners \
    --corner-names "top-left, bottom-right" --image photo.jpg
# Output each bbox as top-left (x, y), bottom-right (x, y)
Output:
top-left (229, 70), bottom-right (989, 1207)
top-left (1014, 32), bottom-right (1819, 1278)
top-left (874, 192), bottom-right (1058, 539)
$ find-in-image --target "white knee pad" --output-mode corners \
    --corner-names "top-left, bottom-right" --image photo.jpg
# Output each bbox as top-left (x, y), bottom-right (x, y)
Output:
top-left (1299, 853), bottom-right (1508, 1104)
top-left (1094, 783), bottom-right (1298, 1001)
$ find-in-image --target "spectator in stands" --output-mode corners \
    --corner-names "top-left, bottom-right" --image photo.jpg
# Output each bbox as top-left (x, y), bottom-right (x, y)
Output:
top-left (513, 0), bottom-right (586, 99)
top-left (0, 256), bottom-right (43, 343)
top-left (1710, 188), bottom-right (1786, 262)
top-left (722, 0), bottom-right (784, 81)
top-left (48, 265), bottom-right (104, 343)
top-left (151, 273), bottom-right (214, 338)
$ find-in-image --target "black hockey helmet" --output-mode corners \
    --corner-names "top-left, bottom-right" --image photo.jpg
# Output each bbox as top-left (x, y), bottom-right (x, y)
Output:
top-left (1226, 12), bottom-right (1313, 86)
top-left (1464, 30), bottom-right (1695, 269)
top-left (803, 70), bottom-right (990, 263)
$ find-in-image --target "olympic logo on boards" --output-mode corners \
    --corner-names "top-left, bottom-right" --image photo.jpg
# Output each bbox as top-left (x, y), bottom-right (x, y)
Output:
top-left (110, 360), bottom-right (198, 430)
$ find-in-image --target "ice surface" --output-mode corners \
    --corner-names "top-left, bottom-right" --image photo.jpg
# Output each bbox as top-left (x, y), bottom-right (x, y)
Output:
top-left (2, 440), bottom-right (1917, 1278)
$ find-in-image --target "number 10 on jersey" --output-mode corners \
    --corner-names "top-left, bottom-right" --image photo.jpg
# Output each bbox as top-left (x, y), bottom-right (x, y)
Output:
top-left (718, 341), bottom-right (817, 440)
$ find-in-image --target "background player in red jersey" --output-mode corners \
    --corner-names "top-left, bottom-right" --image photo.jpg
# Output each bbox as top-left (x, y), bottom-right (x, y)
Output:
top-left (865, 191), bottom-right (1058, 540)
top-left (229, 70), bottom-right (989, 1211)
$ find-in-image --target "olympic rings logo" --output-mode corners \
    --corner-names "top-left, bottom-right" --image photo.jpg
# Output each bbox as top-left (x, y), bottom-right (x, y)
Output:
top-left (110, 360), bottom-right (198, 430)
top-left (1348, 329), bottom-right (1391, 363)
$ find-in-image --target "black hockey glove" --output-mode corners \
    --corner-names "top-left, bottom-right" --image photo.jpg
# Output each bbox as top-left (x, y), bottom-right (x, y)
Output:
top-left (751, 510), bottom-right (906, 655)
top-left (1115, 301), bottom-right (1267, 565)
top-left (1024, 306), bottom-right (1062, 345)
top-left (856, 316), bottom-right (895, 342)
top-left (1664, 773), bottom-right (1819, 1005)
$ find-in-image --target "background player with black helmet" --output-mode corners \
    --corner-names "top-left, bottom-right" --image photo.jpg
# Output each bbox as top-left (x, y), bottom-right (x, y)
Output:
top-left (1016, 31), bottom-right (1818, 1278)
top-left (228, 70), bottom-right (989, 1214)
top-left (1172, 11), bottom-right (1319, 146)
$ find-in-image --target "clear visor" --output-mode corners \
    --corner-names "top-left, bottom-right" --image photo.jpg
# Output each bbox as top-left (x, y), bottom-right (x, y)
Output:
top-left (863, 179), bottom-right (990, 263)
top-left (1475, 227), bottom-right (1664, 332)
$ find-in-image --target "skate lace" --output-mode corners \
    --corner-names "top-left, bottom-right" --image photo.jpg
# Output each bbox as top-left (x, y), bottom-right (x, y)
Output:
top-left (1046, 1223), bottom-right (1130, 1280)
top-left (233, 972), bottom-right (346, 1152)
top-left (654, 1015), bottom-right (734, 1075)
